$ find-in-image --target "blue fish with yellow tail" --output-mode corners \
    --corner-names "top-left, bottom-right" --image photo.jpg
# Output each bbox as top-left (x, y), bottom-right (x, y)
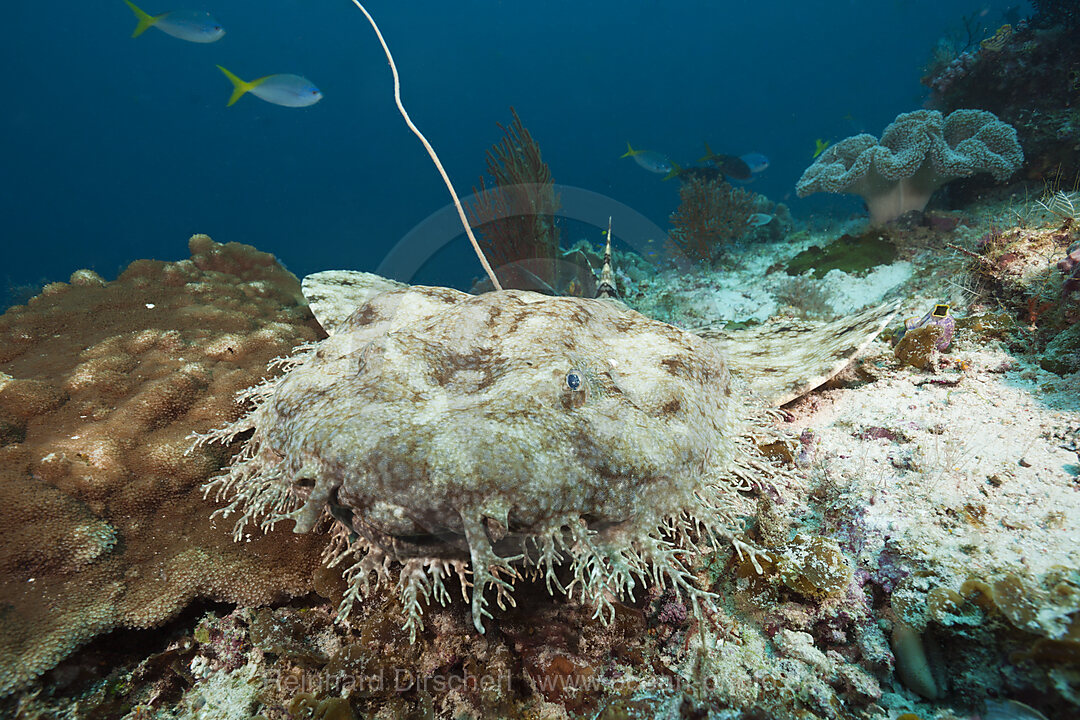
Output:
top-left (620, 143), bottom-right (673, 175)
top-left (123, 0), bottom-right (224, 43)
top-left (216, 65), bottom-right (323, 108)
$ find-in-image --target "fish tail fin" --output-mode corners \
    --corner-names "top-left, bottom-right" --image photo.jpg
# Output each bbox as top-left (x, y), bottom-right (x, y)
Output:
top-left (217, 65), bottom-right (253, 107)
top-left (124, 0), bottom-right (160, 37)
top-left (619, 142), bottom-right (637, 159)
top-left (698, 141), bottom-right (715, 162)
top-left (662, 160), bottom-right (682, 182)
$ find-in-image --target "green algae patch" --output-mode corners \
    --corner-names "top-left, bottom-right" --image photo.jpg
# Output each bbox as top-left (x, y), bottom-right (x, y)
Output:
top-left (786, 232), bottom-right (898, 278)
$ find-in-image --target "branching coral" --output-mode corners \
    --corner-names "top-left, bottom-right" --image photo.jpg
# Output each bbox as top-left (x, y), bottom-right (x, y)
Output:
top-left (0, 235), bottom-right (327, 696)
top-left (796, 109), bottom-right (1023, 224)
top-left (467, 107), bottom-right (564, 291)
top-left (667, 177), bottom-right (759, 263)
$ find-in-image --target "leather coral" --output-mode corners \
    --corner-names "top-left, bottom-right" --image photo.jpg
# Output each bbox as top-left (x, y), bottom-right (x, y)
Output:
top-left (796, 109), bottom-right (1023, 224)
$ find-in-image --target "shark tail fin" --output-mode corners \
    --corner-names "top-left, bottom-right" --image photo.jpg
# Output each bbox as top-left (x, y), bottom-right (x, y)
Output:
top-left (700, 300), bottom-right (901, 406)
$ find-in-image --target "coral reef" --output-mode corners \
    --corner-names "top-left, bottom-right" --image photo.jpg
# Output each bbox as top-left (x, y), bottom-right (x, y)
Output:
top-left (11, 576), bottom-right (672, 719)
top-left (7, 0), bottom-right (1080, 715)
top-left (1031, 0), bottom-right (1080, 28)
top-left (0, 235), bottom-right (327, 696)
top-left (796, 109), bottom-right (1024, 224)
top-left (888, 567), bottom-right (1080, 713)
top-left (952, 205), bottom-right (1080, 373)
top-left (1058, 245), bottom-right (1080, 294)
top-left (6, 215), bottom-right (1078, 719)
top-left (923, 50), bottom-right (977, 97)
top-left (922, 18), bottom-right (1080, 187)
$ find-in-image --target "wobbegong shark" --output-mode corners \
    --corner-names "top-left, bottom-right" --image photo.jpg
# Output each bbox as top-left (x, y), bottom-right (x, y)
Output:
top-left (201, 229), bottom-right (898, 638)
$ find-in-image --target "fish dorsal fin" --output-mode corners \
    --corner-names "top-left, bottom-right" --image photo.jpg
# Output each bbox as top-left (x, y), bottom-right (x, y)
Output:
top-left (301, 270), bottom-right (407, 335)
top-left (698, 300), bottom-right (901, 406)
top-left (595, 216), bottom-right (618, 299)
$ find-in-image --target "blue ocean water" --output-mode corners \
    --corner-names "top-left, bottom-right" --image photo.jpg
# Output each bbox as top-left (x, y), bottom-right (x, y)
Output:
top-left (2, 1), bottom-right (1028, 306)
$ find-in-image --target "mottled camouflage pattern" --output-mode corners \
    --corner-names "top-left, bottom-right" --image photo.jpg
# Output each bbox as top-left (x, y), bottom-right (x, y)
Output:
top-left (203, 271), bottom-right (896, 638)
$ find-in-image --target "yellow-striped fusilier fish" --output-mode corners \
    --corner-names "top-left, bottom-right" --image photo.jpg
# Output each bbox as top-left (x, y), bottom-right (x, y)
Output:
top-left (123, 0), bottom-right (224, 43)
top-left (620, 142), bottom-right (673, 175)
top-left (216, 65), bottom-right (323, 108)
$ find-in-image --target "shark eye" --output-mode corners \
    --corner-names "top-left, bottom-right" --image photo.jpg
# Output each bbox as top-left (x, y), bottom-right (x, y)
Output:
top-left (563, 360), bottom-right (603, 409)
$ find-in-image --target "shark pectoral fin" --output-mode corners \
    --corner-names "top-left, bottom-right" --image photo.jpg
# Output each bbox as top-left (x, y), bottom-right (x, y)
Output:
top-left (300, 270), bottom-right (411, 335)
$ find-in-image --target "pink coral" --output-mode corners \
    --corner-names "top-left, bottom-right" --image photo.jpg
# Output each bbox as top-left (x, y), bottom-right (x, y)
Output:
top-left (1059, 245), bottom-right (1080, 296)
top-left (925, 51), bottom-right (977, 94)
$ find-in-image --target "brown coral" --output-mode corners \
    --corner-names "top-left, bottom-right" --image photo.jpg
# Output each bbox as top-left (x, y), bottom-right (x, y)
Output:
top-left (0, 235), bottom-right (327, 696)
top-left (667, 177), bottom-right (759, 263)
top-left (467, 108), bottom-right (575, 293)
